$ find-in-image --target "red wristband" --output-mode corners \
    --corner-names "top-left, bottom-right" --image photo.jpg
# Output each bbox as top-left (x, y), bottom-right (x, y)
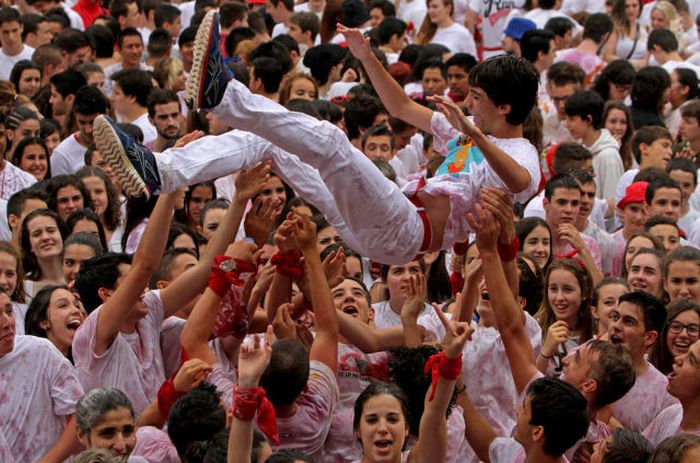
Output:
top-left (497, 237), bottom-right (520, 262)
top-left (424, 352), bottom-right (463, 401)
top-left (270, 250), bottom-right (304, 280)
top-left (233, 385), bottom-right (279, 445)
top-left (208, 256), bottom-right (257, 297)
top-left (157, 377), bottom-right (185, 420)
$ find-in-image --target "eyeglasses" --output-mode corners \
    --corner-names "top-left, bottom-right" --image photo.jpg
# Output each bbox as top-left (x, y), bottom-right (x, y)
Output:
top-left (668, 320), bottom-right (700, 336)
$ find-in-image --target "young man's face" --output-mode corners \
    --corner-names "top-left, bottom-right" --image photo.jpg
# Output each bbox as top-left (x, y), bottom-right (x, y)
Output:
top-left (649, 223), bottom-right (680, 253)
top-left (421, 67), bottom-right (447, 96)
top-left (49, 84), bottom-right (71, 117)
top-left (369, 6), bottom-right (385, 28)
top-left (66, 45), bottom-right (93, 66)
top-left (265, 0), bottom-right (287, 23)
top-left (667, 340), bottom-right (700, 401)
top-left (538, 39), bottom-right (556, 70)
top-left (680, 116), bottom-right (700, 143)
top-left (669, 169), bottom-right (696, 205)
top-left (363, 134), bottom-right (394, 161)
top-left (564, 114), bottom-right (591, 140)
top-left (76, 112), bottom-right (100, 144)
top-left (110, 84), bottom-right (131, 117)
top-left (561, 343), bottom-right (598, 393)
top-left (120, 35), bottom-right (144, 68)
top-left (578, 181), bottom-right (596, 221)
top-left (163, 17), bottom-right (182, 38)
top-left (151, 101), bottom-right (181, 139)
top-left (447, 65), bottom-right (469, 101)
top-left (180, 41), bottom-right (194, 66)
top-left (0, 20), bottom-right (23, 52)
top-left (543, 187), bottom-right (581, 227)
top-left (554, 29), bottom-right (573, 50)
top-left (287, 22), bottom-right (308, 45)
top-left (608, 301), bottom-right (655, 360)
top-left (640, 137), bottom-right (673, 169)
top-left (123, 2), bottom-right (140, 28)
top-left (547, 83), bottom-right (578, 120)
top-left (619, 202), bottom-right (647, 233)
top-left (332, 278), bottom-right (374, 324)
top-left (31, 20), bottom-right (55, 47)
top-left (388, 31), bottom-right (408, 53)
top-left (465, 86), bottom-right (503, 134)
top-left (647, 187), bottom-right (682, 221)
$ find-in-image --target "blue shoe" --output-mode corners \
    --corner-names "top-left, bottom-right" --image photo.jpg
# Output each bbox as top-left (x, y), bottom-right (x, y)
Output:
top-left (93, 115), bottom-right (161, 199)
top-left (186, 10), bottom-right (230, 110)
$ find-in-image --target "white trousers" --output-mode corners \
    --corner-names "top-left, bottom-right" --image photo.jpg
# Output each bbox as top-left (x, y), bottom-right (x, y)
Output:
top-left (154, 80), bottom-right (423, 264)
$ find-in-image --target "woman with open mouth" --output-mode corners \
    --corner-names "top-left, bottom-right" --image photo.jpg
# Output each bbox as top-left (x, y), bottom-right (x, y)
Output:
top-left (651, 299), bottom-right (700, 375)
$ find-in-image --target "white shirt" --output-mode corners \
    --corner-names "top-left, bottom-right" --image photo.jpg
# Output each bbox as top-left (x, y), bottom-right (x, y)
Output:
top-left (131, 112), bottom-right (158, 146)
top-left (431, 23), bottom-right (477, 56)
top-left (103, 62), bottom-right (154, 97)
top-left (661, 60), bottom-right (700, 80)
top-left (468, 0), bottom-right (525, 52)
top-left (50, 132), bottom-right (88, 176)
top-left (397, 0), bottom-right (428, 30)
top-left (0, 44), bottom-right (34, 81)
top-left (0, 162), bottom-right (36, 201)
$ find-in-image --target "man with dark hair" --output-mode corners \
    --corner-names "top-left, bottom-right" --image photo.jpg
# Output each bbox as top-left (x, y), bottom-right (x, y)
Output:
top-left (103, 27), bottom-right (152, 96)
top-left (146, 28), bottom-right (172, 67)
top-left (51, 85), bottom-right (108, 175)
top-left (5, 185), bottom-right (47, 242)
top-left (154, 3), bottom-right (181, 45)
top-left (31, 43), bottom-right (66, 86)
top-left (443, 52), bottom-right (476, 103)
top-left (267, 0), bottom-right (295, 37)
top-left (555, 13), bottom-right (612, 86)
top-left (343, 93), bottom-right (387, 148)
top-left (544, 16), bottom-right (575, 51)
top-left (368, 0), bottom-right (395, 27)
top-left (167, 384), bottom-right (228, 457)
top-left (666, 158), bottom-right (700, 235)
top-left (610, 291), bottom-right (678, 431)
top-left (109, 0), bottom-right (140, 30)
top-left (22, 13), bottom-right (55, 48)
top-left (0, 8), bottom-right (36, 81)
top-left (648, 28), bottom-right (700, 79)
top-left (542, 61), bottom-right (586, 149)
top-left (147, 89), bottom-right (182, 152)
top-left (249, 56), bottom-right (284, 101)
top-left (419, 57), bottom-right (447, 97)
top-left (520, 29), bottom-right (556, 99)
top-left (287, 11), bottom-right (319, 55)
top-left (111, 69), bottom-right (157, 145)
top-left (361, 124), bottom-right (396, 162)
top-left (178, 26), bottom-right (197, 74)
top-left (376, 17), bottom-right (407, 65)
top-left (53, 26), bottom-right (93, 66)
top-left (564, 90), bottom-right (623, 200)
top-left (49, 68), bottom-right (87, 125)
top-left (645, 215), bottom-right (681, 252)
top-left (219, 1), bottom-right (249, 54)
top-left (28, 0), bottom-right (85, 31)
top-left (645, 177), bottom-right (683, 224)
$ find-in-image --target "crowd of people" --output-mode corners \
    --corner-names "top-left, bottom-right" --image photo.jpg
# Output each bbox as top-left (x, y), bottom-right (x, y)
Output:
top-left (1, 0), bottom-right (700, 461)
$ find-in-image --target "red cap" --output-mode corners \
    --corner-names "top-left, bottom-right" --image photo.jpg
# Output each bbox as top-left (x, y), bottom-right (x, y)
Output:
top-left (249, 0), bottom-right (265, 4)
top-left (617, 181), bottom-right (649, 209)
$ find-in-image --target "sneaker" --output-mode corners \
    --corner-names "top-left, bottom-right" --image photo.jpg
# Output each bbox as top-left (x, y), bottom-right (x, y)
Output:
top-left (186, 10), bottom-right (230, 110)
top-left (93, 115), bottom-right (161, 199)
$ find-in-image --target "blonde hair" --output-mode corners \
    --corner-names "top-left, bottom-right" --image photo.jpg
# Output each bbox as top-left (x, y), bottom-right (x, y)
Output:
top-left (154, 57), bottom-right (184, 91)
top-left (415, 0), bottom-right (454, 45)
top-left (278, 73), bottom-right (319, 105)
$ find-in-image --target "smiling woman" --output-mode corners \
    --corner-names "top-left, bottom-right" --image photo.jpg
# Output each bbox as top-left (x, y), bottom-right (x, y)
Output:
top-left (20, 208), bottom-right (68, 296)
top-left (12, 136), bottom-right (51, 181)
top-left (24, 284), bottom-right (85, 358)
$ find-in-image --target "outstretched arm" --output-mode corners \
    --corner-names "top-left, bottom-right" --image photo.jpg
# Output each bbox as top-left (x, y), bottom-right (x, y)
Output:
top-left (338, 25), bottom-right (434, 134)
top-left (37, 416), bottom-right (81, 463)
top-left (337, 310), bottom-right (412, 352)
top-left (160, 163), bottom-right (271, 317)
top-left (95, 193), bottom-right (176, 355)
top-left (429, 96), bottom-right (531, 195)
top-left (455, 390), bottom-right (498, 462)
top-left (469, 202), bottom-right (538, 395)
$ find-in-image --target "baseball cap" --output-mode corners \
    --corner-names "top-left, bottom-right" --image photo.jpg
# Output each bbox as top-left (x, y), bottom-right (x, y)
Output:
top-left (617, 181), bottom-right (649, 209)
top-left (503, 17), bottom-right (537, 40)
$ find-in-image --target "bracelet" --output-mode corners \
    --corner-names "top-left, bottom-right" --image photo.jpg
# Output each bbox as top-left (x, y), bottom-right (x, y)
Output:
top-left (424, 352), bottom-right (463, 401)
top-left (232, 385), bottom-right (279, 445)
top-left (540, 352), bottom-right (554, 360)
top-left (157, 377), bottom-right (185, 420)
top-left (208, 256), bottom-right (258, 297)
top-left (497, 237), bottom-right (519, 262)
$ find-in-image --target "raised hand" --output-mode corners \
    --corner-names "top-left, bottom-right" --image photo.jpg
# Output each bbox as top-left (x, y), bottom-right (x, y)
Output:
top-left (402, 274), bottom-right (427, 322)
top-left (272, 303), bottom-right (297, 340)
top-left (433, 303), bottom-right (473, 359)
top-left (173, 358), bottom-right (213, 392)
top-left (337, 24), bottom-right (371, 61)
top-left (235, 161), bottom-right (273, 201)
top-left (225, 240), bottom-right (260, 262)
top-left (273, 216), bottom-right (298, 253)
top-left (244, 196), bottom-right (278, 247)
top-left (480, 188), bottom-right (515, 245)
top-left (466, 201), bottom-right (500, 253)
top-left (173, 130), bottom-right (204, 148)
top-left (541, 320), bottom-right (569, 359)
top-left (557, 223), bottom-right (585, 251)
top-left (322, 248), bottom-right (346, 289)
top-left (290, 213), bottom-right (317, 252)
top-left (237, 326), bottom-right (274, 388)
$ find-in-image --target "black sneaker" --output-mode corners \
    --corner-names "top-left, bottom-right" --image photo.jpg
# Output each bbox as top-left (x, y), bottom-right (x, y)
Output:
top-left (93, 115), bottom-right (161, 199)
top-left (185, 10), bottom-right (230, 110)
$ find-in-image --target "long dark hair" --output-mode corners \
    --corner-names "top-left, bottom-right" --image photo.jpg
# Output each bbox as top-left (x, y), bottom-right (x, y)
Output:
top-left (426, 251), bottom-right (452, 304)
top-left (76, 166), bottom-right (122, 232)
top-left (12, 136), bottom-right (51, 180)
top-left (66, 208), bottom-right (109, 252)
top-left (121, 194), bottom-right (158, 252)
top-left (650, 299), bottom-right (700, 375)
top-left (20, 208), bottom-right (67, 280)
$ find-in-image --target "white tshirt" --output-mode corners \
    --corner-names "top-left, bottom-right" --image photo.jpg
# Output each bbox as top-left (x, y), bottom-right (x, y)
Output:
top-left (0, 44), bottom-right (35, 81)
top-left (661, 60), bottom-right (700, 80)
top-left (372, 300), bottom-right (447, 341)
top-left (643, 403), bottom-right (700, 445)
top-left (561, 0), bottom-right (605, 14)
top-left (397, 0), bottom-right (427, 29)
top-left (0, 336), bottom-right (84, 462)
top-left (272, 22), bottom-right (289, 38)
top-left (468, 0), bottom-right (525, 52)
top-left (12, 302), bottom-right (27, 336)
top-left (50, 132), bottom-right (88, 176)
top-left (72, 290), bottom-right (166, 414)
top-left (131, 113), bottom-right (158, 146)
top-left (431, 23), bottom-right (477, 56)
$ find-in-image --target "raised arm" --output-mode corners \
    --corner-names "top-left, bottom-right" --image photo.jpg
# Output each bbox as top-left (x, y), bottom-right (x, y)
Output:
top-left (160, 163), bottom-right (271, 317)
top-left (95, 193), bottom-right (176, 355)
top-left (410, 309), bottom-right (472, 463)
top-left (455, 390), bottom-right (498, 462)
top-left (400, 274), bottom-right (427, 346)
top-left (291, 214), bottom-right (339, 372)
top-left (450, 258), bottom-right (481, 323)
top-left (337, 310), bottom-right (411, 352)
top-left (468, 202), bottom-right (539, 395)
top-left (38, 415), bottom-right (81, 463)
top-left (338, 25), bottom-right (435, 134)
top-left (430, 96), bottom-right (531, 195)
top-left (180, 240), bottom-right (259, 364)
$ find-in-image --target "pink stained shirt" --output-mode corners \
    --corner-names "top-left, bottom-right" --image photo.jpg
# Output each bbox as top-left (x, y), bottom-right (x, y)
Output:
top-left (131, 426), bottom-right (180, 463)
top-left (0, 335), bottom-right (84, 462)
top-left (643, 403), bottom-right (700, 445)
top-left (72, 290), bottom-right (167, 414)
top-left (611, 362), bottom-right (679, 432)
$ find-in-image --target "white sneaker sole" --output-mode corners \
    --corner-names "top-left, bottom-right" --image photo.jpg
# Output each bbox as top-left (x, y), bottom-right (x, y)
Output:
top-left (93, 115), bottom-right (149, 199)
top-left (185, 10), bottom-right (217, 110)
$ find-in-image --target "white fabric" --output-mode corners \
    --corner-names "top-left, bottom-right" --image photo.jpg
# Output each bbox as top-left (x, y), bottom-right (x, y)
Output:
top-left (468, 0), bottom-right (526, 52)
top-left (11, 302), bottom-right (27, 336)
top-left (50, 133), bottom-right (87, 176)
top-left (0, 336), bottom-right (84, 462)
top-left (614, 27), bottom-right (648, 61)
top-left (131, 113), bottom-right (158, 146)
top-left (178, 1), bottom-right (195, 30)
top-left (373, 300), bottom-right (447, 341)
top-left (431, 23), bottom-right (477, 56)
top-left (397, 0), bottom-right (427, 30)
top-left (561, 0), bottom-right (605, 14)
top-left (0, 161), bottom-right (36, 200)
top-left (0, 45), bottom-right (34, 81)
top-left (643, 403), bottom-right (700, 444)
top-left (587, 129), bottom-right (624, 200)
top-left (661, 60), bottom-right (700, 80)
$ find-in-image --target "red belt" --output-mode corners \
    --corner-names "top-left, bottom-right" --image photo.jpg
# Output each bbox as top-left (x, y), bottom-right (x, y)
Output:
top-left (407, 178), bottom-right (432, 260)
